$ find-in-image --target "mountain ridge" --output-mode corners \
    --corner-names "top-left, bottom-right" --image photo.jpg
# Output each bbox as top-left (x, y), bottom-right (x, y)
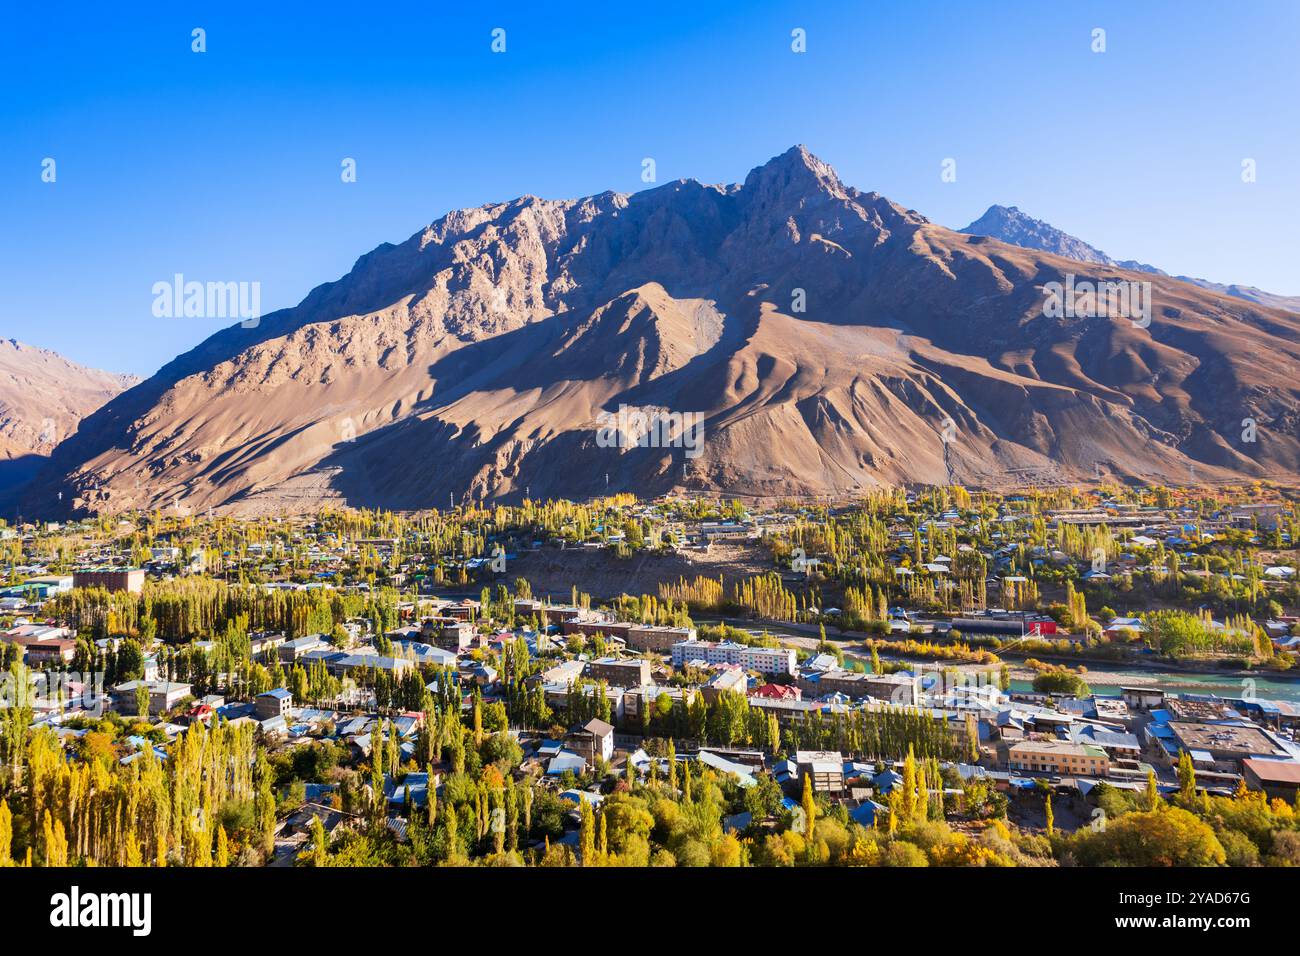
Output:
top-left (24, 148), bottom-right (1300, 517)
top-left (0, 339), bottom-right (139, 500)
top-left (960, 204), bottom-right (1300, 315)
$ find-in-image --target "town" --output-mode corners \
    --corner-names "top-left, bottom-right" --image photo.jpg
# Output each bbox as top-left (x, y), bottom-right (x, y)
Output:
top-left (0, 482), bottom-right (1297, 868)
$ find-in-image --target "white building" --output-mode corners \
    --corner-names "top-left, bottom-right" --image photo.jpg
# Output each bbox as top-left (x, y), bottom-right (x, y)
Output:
top-left (671, 639), bottom-right (795, 676)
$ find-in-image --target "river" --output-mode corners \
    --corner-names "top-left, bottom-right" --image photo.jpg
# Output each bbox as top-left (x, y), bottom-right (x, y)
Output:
top-left (1011, 671), bottom-right (1300, 704)
top-left (698, 615), bottom-right (1300, 705)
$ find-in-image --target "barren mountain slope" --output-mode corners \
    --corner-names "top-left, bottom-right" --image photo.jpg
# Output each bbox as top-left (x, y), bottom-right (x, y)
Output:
top-left (27, 147), bottom-right (1300, 516)
top-left (0, 339), bottom-right (138, 497)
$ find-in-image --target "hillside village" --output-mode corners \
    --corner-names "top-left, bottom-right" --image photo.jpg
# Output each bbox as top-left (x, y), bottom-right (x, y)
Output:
top-left (1, 483), bottom-right (1298, 867)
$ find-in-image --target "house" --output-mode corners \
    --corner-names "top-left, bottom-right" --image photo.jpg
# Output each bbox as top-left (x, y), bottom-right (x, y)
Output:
top-left (386, 771), bottom-right (438, 808)
top-left (696, 750), bottom-right (756, 787)
top-left (565, 718), bottom-right (614, 767)
top-left (424, 617), bottom-right (476, 651)
top-left (255, 688), bottom-right (292, 720)
top-left (2, 624), bottom-right (77, 664)
top-left (1242, 759), bottom-right (1300, 802)
top-left (701, 667), bottom-right (749, 702)
top-left (286, 802), bottom-right (359, 838)
top-left (279, 635), bottom-right (328, 662)
top-left (248, 632), bottom-right (287, 657)
top-left (111, 680), bottom-right (194, 716)
top-left (546, 750), bottom-right (588, 776)
top-left (794, 750), bottom-right (846, 794)
top-left (1104, 617), bottom-right (1146, 638)
top-left (751, 682), bottom-right (801, 702)
top-left (1165, 720), bottom-right (1289, 771)
top-left (1120, 686), bottom-right (1165, 712)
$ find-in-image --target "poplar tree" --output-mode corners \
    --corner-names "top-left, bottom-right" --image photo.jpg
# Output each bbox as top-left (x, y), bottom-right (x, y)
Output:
top-left (801, 773), bottom-right (816, 845)
top-left (1177, 750), bottom-right (1196, 801)
top-left (427, 767), bottom-right (438, 828)
top-left (215, 825), bottom-right (230, 867)
top-left (254, 752), bottom-right (276, 854)
top-left (901, 746), bottom-right (918, 821)
top-left (309, 815), bottom-right (328, 867)
top-left (579, 799), bottom-right (595, 866)
top-left (0, 798), bottom-right (11, 866)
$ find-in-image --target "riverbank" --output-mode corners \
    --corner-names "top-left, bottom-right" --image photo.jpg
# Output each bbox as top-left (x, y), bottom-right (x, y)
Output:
top-left (698, 615), bottom-right (1300, 703)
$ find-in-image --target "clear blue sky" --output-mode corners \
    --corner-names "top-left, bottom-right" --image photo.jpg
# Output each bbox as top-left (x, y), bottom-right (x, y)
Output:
top-left (2, 0), bottom-right (1296, 377)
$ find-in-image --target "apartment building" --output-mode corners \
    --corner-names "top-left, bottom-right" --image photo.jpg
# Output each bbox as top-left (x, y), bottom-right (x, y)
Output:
top-left (562, 619), bottom-right (632, 643)
top-left (797, 669), bottom-right (918, 705)
top-left (1007, 740), bottom-right (1109, 777)
top-left (670, 639), bottom-right (796, 676)
top-left (625, 623), bottom-right (697, 652)
top-left (73, 567), bottom-right (146, 594)
top-left (585, 656), bottom-right (652, 687)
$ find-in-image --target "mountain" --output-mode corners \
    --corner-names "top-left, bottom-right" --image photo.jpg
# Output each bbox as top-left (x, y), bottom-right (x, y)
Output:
top-left (24, 147), bottom-right (1300, 517)
top-left (961, 205), bottom-right (1300, 314)
top-left (0, 339), bottom-right (138, 495)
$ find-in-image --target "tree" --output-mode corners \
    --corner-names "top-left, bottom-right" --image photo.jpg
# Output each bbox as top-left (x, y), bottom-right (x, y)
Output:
top-left (1177, 750), bottom-right (1196, 802)
top-left (254, 751), bottom-right (277, 855)
top-left (1071, 808), bottom-right (1225, 867)
top-left (309, 815), bottom-right (328, 867)
top-left (0, 798), bottom-right (11, 866)
top-left (1044, 792), bottom-right (1054, 836)
top-left (215, 825), bottom-right (230, 868)
top-left (1145, 769), bottom-right (1161, 812)
top-left (744, 776), bottom-right (785, 822)
top-left (579, 799), bottom-right (595, 866)
top-left (901, 746), bottom-right (918, 821)
top-left (41, 812), bottom-right (68, 867)
top-left (801, 773), bottom-right (816, 847)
